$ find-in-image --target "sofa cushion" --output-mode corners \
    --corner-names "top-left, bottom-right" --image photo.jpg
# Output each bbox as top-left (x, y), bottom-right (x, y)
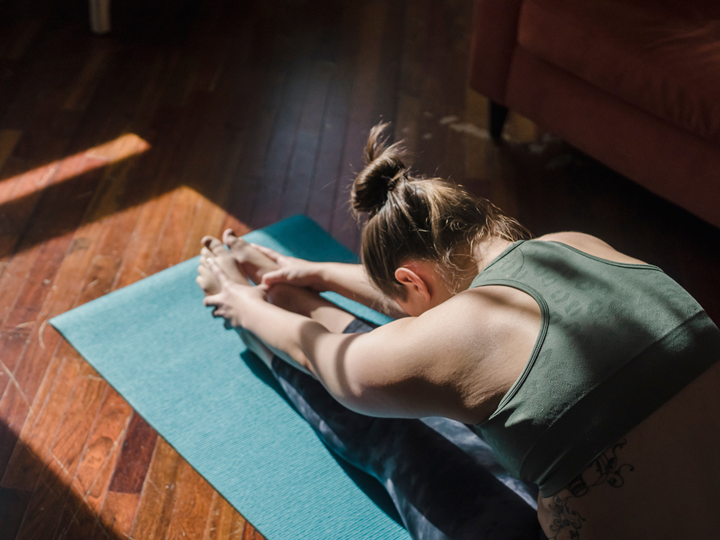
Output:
top-left (518, 0), bottom-right (720, 144)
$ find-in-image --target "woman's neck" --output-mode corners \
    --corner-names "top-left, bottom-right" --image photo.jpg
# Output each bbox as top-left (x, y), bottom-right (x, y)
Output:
top-left (473, 235), bottom-right (514, 275)
top-left (445, 235), bottom-right (515, 294)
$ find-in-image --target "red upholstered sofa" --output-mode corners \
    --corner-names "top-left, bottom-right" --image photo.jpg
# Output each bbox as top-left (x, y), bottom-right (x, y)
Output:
top-left (469, 0), bottom-right (720, 229)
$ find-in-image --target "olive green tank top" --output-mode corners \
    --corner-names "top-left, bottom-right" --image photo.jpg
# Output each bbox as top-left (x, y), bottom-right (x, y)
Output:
top-left (468, 240), bottom-right (720, 496)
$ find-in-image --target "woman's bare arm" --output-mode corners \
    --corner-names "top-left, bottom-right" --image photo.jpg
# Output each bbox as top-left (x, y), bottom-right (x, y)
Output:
top-left (203, 257), bottom-right (494, 421)
top-left (316, 262), bottom-right (407, 318)
top-left (252, 244), bottom-right (407, 318)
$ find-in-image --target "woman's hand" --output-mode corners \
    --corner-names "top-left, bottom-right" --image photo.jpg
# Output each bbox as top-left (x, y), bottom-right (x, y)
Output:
top-left (251, 244), bottom-right (326, 291)
top-left (203, 258), bottom-right (268, 328)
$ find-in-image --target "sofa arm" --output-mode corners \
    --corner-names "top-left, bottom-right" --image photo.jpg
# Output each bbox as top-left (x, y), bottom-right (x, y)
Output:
top-left (468, 0), bottom-right (524, 104)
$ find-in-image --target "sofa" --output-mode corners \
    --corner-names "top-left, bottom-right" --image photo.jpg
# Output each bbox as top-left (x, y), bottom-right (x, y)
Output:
top-left (468, 0), bottom-right (720, 230)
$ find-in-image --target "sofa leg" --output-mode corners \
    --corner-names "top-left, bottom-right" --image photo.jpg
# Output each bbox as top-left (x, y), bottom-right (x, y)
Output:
top-left (489, 101), bottom-right (509, 140)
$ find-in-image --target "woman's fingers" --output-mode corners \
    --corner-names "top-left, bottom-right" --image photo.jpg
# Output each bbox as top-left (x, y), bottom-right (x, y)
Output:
top-left (250, 243), bottom-right (283, 263)
top-left (203, 293), bottom-right (221, 307)
top-left (261, 269), bottom-right (286, 286)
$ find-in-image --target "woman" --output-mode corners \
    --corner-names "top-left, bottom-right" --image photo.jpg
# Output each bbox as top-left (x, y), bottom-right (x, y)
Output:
top-left (197, 124), bottom-right (720, 540)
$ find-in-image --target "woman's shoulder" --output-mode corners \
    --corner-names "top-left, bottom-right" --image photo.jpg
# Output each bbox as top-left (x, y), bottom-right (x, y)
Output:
top-left (533, 232), bottom-right (649, 266)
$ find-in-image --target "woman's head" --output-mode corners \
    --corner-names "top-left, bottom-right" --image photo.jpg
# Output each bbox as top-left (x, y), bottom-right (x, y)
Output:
top-left (351, 122), bottom-right (529, 301)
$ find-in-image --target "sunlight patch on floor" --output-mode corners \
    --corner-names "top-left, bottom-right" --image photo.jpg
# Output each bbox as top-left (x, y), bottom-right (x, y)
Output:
top-left (0, 133), bottom-right (151, 204)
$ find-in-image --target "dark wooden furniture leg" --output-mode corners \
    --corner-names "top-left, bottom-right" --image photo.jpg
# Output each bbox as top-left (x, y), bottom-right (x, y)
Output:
top-left (489, 101), bottom-right (509, 140)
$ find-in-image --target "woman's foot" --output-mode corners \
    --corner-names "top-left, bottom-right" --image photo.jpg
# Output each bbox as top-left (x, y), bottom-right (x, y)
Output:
top-left (198, 229), bottom-right (355, 333)
top-left (221, 229), bottom-right (281, 284)
top-left (198, 229), bottom-right (280, 293)
top-left (196, 235), bottom-right (252, 295)
top-left (196, 238), bottom-right (279, 365)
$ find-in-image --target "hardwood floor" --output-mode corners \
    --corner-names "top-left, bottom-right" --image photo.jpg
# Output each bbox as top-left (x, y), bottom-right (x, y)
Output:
top-left (0, 0), bottom-right (718, 538)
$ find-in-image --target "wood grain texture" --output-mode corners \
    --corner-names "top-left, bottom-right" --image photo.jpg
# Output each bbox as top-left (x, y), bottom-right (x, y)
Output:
top-left (0, 0), bottom-right (718, 539)
top-left (95, 492), bottom-right (141, 539)
top-left (304, 1), bottom-right (358, 231)
top-left (52, 387), bottom-right (133, 540)
top-left (107, 413), bottom-right (158, 495)
top-left (1, 352), bottom-right (80, 490)
top-left (203, 494), bottom-right (249, 540)
top-left (128, 438), bottom-right (183, 540)
top-left (331, 0), bottom-right (388, 251)
top-left (164, 462), bottom-right (216, 540)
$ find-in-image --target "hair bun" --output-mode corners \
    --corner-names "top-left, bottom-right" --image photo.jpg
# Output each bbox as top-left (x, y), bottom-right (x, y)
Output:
top-left (351, 123), bottom-right (408, 215)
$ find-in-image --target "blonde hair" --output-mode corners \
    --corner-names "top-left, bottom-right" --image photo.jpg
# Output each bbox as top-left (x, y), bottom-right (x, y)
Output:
top-left (351, 123), bottom-right (530, 299)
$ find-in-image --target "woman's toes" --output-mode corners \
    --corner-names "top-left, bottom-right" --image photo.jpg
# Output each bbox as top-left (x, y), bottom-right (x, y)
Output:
top-left (224, 230), bottom-right (250, 255)
top-left (196, 265), bottom-right (221, 295)
top-left (222, 229), bottom-right (238, 245)
top-left (209, 247), bottom-right (250, 285)
top-left (211, 242), bottom-right (229, 258)
top-left (202, 236), bottom-right (224, 251)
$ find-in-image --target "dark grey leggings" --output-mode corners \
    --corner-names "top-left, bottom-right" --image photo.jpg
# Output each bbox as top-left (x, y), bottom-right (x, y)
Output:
top-left (269, 318), bottom-right (546, 540)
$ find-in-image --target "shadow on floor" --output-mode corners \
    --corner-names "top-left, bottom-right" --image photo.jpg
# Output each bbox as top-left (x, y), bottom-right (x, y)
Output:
top-left (0, 417), bottom-right (129, 539)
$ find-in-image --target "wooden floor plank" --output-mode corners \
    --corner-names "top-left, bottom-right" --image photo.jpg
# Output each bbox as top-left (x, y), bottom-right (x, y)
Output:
top-left (165, 461), bottom-right (216, 540)
top-left (62, 44), bottom-right (112, 114)
top-left (146, 185), bottom-right (203, 274)
top-left (112, 181), bottom-right (186, 290)
top-left (1, 130), bottom-right (154, 409)
top-left (0, 25), bottom-right (93, 263)
top-left (111, 89), bottom-right (214, 289)
top-left (0, 129), bottom-right (22, 175)
top-left (199, 26), bottom-right (271, 237)
top-left (52, 387), bottom-right (133, 540)
top-left (127, 437), bottom-right (183, 540)
top-left (414, 0), bottom-right (450, 183)
top-left (1, 352), bottom-right (79, 489)
top-left (279, 61), bottom-right (333, 219)
top-left (369, 0), bottom-right (404, 137)
top-left (14, 472), bottom-right (67, 540)
top-left (0, 158), bottom-right (149, 473)
top-left (12, 365), bottom-right (106, 539)
top-left (0, 138), bottom-right (153, 498)
top-left (331, 0), bottom-right (388, 251)
top-left (3, 222), bottom-right (92, 332)
top-left (0, 330), bottom-right (29, 400)
top-left (251, 57), bottom-right (314, 229)
top-left (0, 383), bottom-right (30, 494)
top-left (92, 413), bottom-right (157, 537)
top-left (94, 491), bottom-right (141, 539)
top-left (203, 494), bottom-right (251, 540)
top-left (305, 1), bottom-right (360, 232)
top-left (107, 413), bottom-right (158, 496)
top-left (440, 0), bottom-right (474, 189)
top-left (0, 160), bottom-right (82, 322)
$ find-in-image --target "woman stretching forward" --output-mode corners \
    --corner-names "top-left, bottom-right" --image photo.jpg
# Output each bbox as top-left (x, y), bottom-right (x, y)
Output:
top-left (198, 124), bottom-right (720, 540)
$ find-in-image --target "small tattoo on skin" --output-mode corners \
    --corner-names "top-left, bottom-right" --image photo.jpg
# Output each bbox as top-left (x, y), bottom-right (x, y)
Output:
top-left (546, 439), bottom-right (634, 540)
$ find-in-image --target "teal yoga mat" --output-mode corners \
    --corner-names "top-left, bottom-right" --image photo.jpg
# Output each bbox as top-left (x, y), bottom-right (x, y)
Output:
top-left (51, 215), bottom-right (405, 540)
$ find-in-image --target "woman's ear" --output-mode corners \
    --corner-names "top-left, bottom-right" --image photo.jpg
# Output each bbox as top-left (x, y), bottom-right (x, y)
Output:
top-left (395, 265), bottom-right (432, 303)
